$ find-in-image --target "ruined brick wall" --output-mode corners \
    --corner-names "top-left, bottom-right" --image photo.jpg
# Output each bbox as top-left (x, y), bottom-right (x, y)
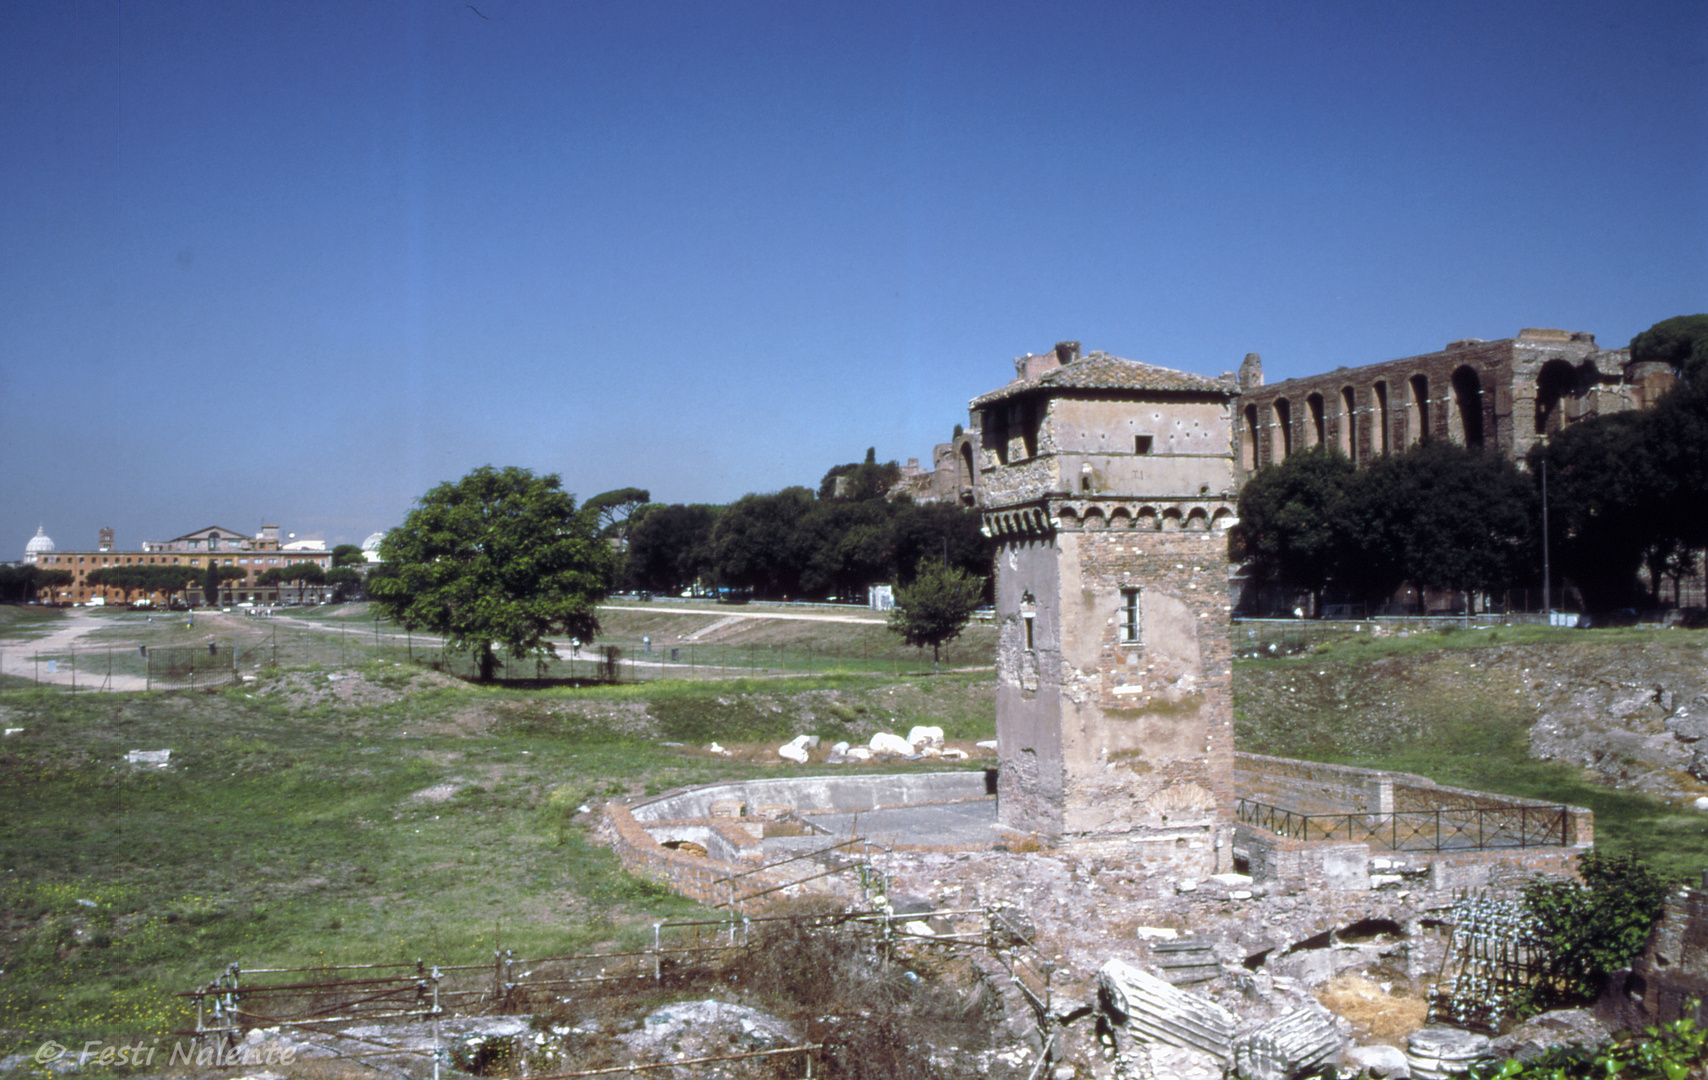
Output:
top-left (1236, 823), bottom-right (1584, 892)
top-left (601, 801), bottom-right (763, 908)
top-left (1236, 827), bottom-right (1372, 891)
top-left (1602, 888), bottom-right (1708, 1030)
top-left (1236, 754), bottom-right (1390, 814)
top-left (1233, 329), bottom-right (1648, 478)
top-left (1236, 753), bottom-right (1593, 849)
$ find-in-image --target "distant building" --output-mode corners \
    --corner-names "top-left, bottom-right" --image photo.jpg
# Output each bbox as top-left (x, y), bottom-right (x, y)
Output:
top-left (35, 524), bottom-right (334, 606)
top-left (23, 526), bottom-right (55, 564)
top-left (361, 531), bottom-right (387, 563)
top-left (905, 328), bottom-right (1673, 500)
top-left (1232, 328), bottom-right (1672, 473)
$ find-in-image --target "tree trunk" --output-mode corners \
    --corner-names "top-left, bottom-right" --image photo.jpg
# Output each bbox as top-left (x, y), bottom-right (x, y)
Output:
top-left (477, 644), bottom-right (498, 682)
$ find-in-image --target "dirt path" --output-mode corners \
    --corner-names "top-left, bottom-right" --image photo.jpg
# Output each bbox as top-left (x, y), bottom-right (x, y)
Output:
top-left (601, 603), bottom-right (887, 625)
top-left (0, 609), bottom-right (151, 690)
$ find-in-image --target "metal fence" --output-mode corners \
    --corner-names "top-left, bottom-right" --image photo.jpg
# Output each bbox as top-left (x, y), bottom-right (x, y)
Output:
top-left (1, 611), bottom-right (994, 694)
top-left (1235, 797), bottom-right (1571, 852)
top-left (179, 903), bottom-right (1054, 1077)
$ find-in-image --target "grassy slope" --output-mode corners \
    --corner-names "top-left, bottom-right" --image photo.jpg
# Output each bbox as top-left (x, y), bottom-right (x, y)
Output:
top-left (1235, 624), bottom-right (1708, 880)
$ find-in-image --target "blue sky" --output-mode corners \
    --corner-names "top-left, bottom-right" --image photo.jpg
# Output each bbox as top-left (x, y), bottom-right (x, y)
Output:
top-left (4, 0), bottom-right (1704, 553)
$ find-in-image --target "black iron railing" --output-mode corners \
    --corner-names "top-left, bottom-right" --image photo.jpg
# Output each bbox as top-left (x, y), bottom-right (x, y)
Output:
top-left (1235, 797), bottom-right (1570, 851)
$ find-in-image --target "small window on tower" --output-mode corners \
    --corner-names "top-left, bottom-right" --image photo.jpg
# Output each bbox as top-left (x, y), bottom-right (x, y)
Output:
top-left (1135, 435), bottom-right (1153, 454)
top-left (1119, 588), bottom-right (1142, 645)
top-left (1023, 613), bottom-right (1035, 651)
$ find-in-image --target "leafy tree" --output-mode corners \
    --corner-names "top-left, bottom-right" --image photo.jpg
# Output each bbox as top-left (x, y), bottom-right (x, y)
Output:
top-left (624, 503), bottom-right (720, 595)
top-left (892, 503), bottom-right (992, 593)
top-left (586, 487), bottom-right (652, 541)
top-left (797, 500), bottom-right (897, 601)
top-left (1638, 373), bottom-right (1708, 558)
top-left (1631, 312), bottom-right (1708, 383)
top-left (711, 488), bottom-right (815, 598)
top-left (1232, 446), bottom-right (1356, 612)
top-left (85, 565), bottom-right (199, 605)
top-left (1521, 851), bottom-right (1670, 1007)
top-left (1531, 319), bottom-right (1708, 610)
top-left (0, 565), bottom-right (72, 603)
top-left (818, 448), bottom-right (902, 502)
top-left (1532, 410), bottom-right (1657, 611)
top-left (326, 566), bottom-right (364, 602)
top-left (372, 465), bottom-right (615, 682)
top-left (1358, 440), bottom-right (1536, 609)
top-left (1236, 441), bottom-right (1537, 613)
top-left (887, 559), bottom-right (984, 671)
top-left (201, 563), bottom-right (246, 606)
top-left (257, 562), bottom-right (327, 586)
top-left (332, 544), bottom-right (367, 567)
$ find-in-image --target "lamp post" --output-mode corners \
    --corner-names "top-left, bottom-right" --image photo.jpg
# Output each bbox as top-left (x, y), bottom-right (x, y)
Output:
top-left (1541, 453), bottom-right (1552, 621)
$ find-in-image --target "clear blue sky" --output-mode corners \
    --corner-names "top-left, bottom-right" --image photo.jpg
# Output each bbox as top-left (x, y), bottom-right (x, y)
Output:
top-left (4, 0), bottom-right (1704, 554)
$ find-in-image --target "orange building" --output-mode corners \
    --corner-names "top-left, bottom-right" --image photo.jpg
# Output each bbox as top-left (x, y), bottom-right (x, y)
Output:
top-left (34, 524), bottom-right (334, 607)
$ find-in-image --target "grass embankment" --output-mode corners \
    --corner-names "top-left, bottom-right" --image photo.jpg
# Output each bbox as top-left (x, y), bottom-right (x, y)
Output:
top-left (1235, 624), bottom-right (1708, 881)
top-left (0, 664), bottom-right (995, 1051)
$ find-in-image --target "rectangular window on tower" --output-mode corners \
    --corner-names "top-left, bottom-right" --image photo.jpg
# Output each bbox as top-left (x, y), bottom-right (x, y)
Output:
top-left (1119, 588), bottom-right (1142, 645)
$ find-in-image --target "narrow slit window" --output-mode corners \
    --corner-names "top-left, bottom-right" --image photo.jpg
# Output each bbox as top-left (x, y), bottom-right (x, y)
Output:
top-left (1119, 588), bottom-right (1142, 645)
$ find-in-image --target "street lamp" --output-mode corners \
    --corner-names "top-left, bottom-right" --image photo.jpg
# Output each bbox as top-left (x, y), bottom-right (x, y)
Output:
top-left (1541, 450), bottom-right (1552, 622)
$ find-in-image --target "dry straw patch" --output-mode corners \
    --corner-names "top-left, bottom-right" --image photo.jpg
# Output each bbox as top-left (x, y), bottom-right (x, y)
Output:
top-left (1316, 972), bottom-right (1428, 1041)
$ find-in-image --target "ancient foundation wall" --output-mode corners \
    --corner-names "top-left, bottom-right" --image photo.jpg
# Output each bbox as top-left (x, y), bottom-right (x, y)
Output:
top-left (1236, 753), bottom-right (1594, 846)
top-left (628, 771), bottom-right (995, 822)
top-left (601, 800), bottom-right (781, 909)
top-left (1602, 887), bottom-right (1708, 1031)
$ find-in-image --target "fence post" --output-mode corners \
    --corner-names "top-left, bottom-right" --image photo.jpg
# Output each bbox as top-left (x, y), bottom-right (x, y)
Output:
top-left (653, 923), bottom-right (662, 981)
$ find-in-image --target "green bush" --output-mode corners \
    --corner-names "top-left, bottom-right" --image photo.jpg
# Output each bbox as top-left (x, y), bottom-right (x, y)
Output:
top-left (1522, 851), bottom-right (1671, 1008)
top-left (1474, 1009), bottom-right (1707, 1080)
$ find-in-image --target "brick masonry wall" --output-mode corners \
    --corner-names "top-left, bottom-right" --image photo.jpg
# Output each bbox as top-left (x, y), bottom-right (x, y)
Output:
top-left (1233, 331), bottom-right (1632, 475)
top-left (1602, 889), bottom-right (1708, 1030)
top-left (601, 801), bottom-right (793, 912)
top-left (1237, 752), bottom-right (1592, 847)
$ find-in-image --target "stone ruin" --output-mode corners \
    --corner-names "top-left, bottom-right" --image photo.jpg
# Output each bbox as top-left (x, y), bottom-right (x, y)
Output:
top-left (587, 343), bottom-right (1708, 1078)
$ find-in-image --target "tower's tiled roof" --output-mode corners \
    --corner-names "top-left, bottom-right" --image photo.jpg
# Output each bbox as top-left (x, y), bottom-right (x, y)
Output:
top-left (969, 352), bottom-right (1232, 407)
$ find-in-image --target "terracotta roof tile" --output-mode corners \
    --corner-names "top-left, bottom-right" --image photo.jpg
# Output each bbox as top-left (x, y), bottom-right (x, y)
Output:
top-left (969, 352), bottom-right (1232, 407)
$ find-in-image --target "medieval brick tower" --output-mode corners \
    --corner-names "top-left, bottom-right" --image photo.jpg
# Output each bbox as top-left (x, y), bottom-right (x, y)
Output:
top-left (971, 343), bottom-right (1239, 869)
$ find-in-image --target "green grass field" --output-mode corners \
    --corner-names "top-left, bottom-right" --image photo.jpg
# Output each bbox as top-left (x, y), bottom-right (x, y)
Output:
top-left (0, 659), bottom-right (995, 1050)
top-left (3, 603), bottom-right (1705, 1058)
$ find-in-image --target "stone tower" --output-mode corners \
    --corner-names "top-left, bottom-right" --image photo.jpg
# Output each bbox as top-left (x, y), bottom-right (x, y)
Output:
top-left (970, 344), bottom-right (1239, 869)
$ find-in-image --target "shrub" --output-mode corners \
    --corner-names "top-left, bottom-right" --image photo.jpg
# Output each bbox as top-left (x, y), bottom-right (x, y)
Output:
top-left (1522, 851), bottom-right (1670, 1007)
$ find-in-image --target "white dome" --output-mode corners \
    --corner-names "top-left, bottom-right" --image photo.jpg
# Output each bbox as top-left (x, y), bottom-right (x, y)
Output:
top-left (24, 526), bottom-right (54, 561)
top-left (361, 531), bottom-right (386, 551)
